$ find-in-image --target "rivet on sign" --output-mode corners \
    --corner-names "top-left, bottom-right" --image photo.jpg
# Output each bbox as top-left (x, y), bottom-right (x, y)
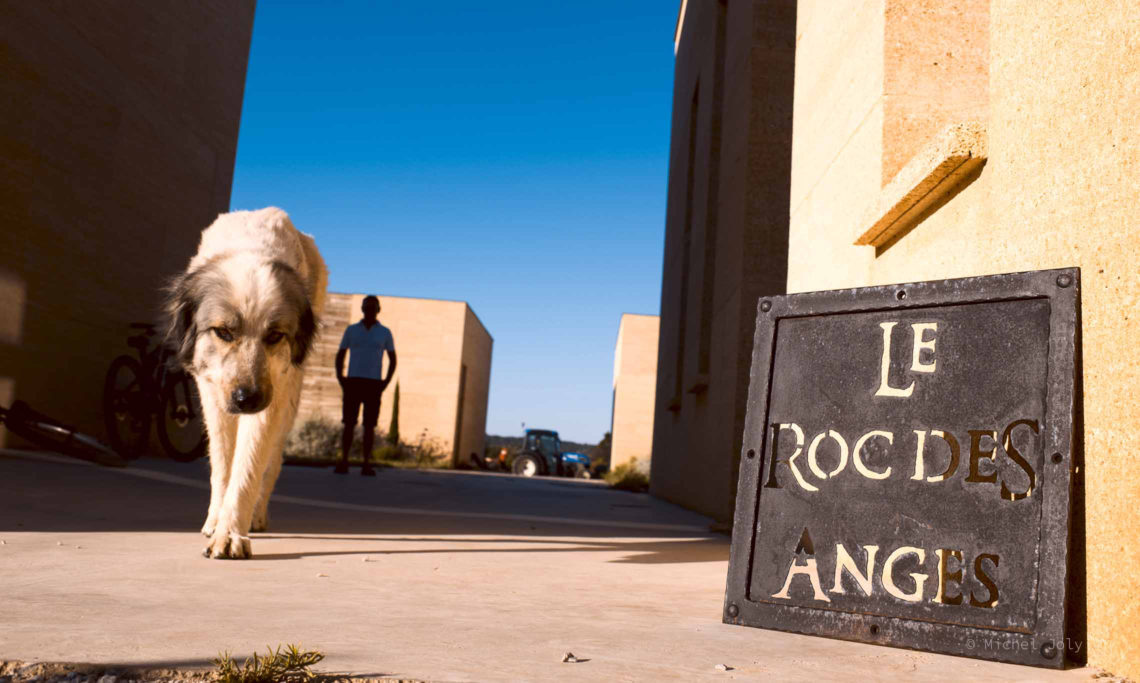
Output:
top-left (726, 603), bottom-right (739, 618)
top-left (1056, 274), bottom-right (1073, 288)
top-left (1052, 452), bottom-right (1063, 464)
top-left (746, 449), bottom-right (756, 459)
top-left (896, 290), bottom-right (907, 300)
top-left (760, 300), bottom-right (772, 312)
top-left (1040, 641), bottom-right (1057, 659)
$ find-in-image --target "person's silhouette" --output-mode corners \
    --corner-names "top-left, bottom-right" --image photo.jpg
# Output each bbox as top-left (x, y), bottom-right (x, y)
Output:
top-left (334, 295), bottom-right (397, 475)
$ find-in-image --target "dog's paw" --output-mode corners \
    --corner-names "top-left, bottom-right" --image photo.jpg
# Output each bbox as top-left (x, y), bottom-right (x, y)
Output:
top-left (201, 511), bottom-right (219, 537)
top-left (250, 509), bottom-right (269, 533)
top-left (202, 528), bottom-right (252, 559)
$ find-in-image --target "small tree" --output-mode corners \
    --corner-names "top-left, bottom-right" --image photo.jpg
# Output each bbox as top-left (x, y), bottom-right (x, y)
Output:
top-left (388, 382), bottom-right (400, 445)
top-left (590, 431), bottom-right (612, 474)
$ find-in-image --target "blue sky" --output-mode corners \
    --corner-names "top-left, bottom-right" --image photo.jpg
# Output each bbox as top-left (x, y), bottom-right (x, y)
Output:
top-left (230, 1), bottom-right (678, 443)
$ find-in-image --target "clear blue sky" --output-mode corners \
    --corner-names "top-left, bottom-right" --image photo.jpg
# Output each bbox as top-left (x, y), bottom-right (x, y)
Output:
top-left (230, 1), bottom-right (678, 444)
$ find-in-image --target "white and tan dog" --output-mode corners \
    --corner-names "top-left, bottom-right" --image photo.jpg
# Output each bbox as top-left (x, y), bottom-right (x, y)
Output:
top-left (166, 207), bottom-right (327, 559)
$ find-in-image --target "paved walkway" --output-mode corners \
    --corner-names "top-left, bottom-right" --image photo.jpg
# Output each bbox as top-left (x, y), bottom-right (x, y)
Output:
top-left (0, 450), bottom-right (1094, 681)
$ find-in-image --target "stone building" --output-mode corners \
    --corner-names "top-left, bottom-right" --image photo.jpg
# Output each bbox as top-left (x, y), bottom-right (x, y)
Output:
top-left (609, 313), bottom-right (659, 471)
top-left (656, 0), bottom-right (1139, 677)
top-left (0, 1), bottom-right (255, 447)
top-left (297, 293), bottom-right (492, 466)
top-left (650, 0), bottom-right (794, 522)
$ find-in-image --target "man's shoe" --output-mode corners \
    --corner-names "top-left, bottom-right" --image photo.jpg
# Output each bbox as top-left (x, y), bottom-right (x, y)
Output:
top-left (333, 462), bottom-right (348, 475)
top-left (361, 465), bottom-right (377, 477)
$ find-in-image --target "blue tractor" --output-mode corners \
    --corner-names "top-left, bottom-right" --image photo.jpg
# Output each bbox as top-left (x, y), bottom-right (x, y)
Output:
top-left (511, 428), bottom-right (591, 479)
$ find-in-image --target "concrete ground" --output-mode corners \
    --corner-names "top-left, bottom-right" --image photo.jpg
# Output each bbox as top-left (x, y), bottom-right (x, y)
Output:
top-left (0, 450), bottom-right (1096, 682)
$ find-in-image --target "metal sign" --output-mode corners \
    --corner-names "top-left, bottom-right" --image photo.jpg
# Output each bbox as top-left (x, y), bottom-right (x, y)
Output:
top-left (724, 269), bottom-right (1080, 668)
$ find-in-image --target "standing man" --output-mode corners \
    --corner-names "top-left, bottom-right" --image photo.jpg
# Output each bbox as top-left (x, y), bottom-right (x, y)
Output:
top-left (334, 295), bottom-right (397, 476)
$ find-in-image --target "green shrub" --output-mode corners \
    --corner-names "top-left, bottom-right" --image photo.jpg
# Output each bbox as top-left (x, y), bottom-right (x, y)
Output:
top-left (605, 456), bottom-right (650, 492)
top-left (589, 431), bottom-right (612, 476)
top-left (283, 416), bottom-right (341, 460)
top-left (283, 416), bottom-right (452, 469)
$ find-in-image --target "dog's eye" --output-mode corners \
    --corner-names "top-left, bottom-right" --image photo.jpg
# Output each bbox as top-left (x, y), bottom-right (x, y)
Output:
top-left (212, 327), bottom-right (234, 343)
top-left (265, 331), bottom-right (285, 345)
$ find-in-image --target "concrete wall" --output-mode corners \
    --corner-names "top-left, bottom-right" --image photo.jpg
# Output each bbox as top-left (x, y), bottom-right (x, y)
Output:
top-left (788, 0), bottom-right (1139, 676)
top-left (297, 293), bottom-right (491, 464)
top-left (610, 314), bottom-right (659, 470)
top-left (650, 0), bottom-right (795, 522)
top-left (0, 1), bottom-right (255, 446)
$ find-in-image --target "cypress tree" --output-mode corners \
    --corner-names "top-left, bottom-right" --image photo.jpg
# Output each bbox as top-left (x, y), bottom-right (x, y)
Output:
top-left (388, 382), bottom-right (400, 445)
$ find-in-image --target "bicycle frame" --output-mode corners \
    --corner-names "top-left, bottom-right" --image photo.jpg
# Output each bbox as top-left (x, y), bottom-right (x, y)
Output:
top-left (127, 333), bottom-right (186, 417)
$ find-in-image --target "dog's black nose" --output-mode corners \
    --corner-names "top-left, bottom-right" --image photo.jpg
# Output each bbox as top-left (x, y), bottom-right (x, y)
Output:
top-left (231, 387), bottom-right (264, 413)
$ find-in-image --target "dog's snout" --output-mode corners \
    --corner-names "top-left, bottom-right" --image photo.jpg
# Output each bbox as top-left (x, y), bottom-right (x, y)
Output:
top-left (230, 386), bottom-right (266, 414)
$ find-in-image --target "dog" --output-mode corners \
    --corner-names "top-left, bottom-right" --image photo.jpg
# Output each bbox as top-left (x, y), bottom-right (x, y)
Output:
top-left (165, 207), bottom-right (327, 559)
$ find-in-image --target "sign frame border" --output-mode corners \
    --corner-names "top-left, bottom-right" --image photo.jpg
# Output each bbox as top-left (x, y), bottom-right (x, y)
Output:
top-left (723, 268), bottom-right (1081, 669)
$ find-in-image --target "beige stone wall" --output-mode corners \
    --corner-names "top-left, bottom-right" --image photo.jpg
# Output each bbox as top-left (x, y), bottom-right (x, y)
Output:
top-left (790, 1), bottom-right (1140, 676)
top-left (651, 0), bottom-right (795, 522)
top-left (787, 0), bottom-right (883, 293)
top-left (0, 1), bottom-right (254, 446)
top-left (298, 293), bottom-right (491, 465)
top-left (611, 314), bottom-right (659, 470)
top-left (882, 0), bottom-right (988, 183)
top-left (457, 305), bottom-right (493, 463)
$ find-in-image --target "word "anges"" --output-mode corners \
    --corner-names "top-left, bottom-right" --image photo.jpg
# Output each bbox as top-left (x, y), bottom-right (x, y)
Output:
top-left (771, 529), bottom-right (1000, 609)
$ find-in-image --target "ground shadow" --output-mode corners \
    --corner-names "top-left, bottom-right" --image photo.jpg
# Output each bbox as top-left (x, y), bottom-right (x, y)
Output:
top-left (248, 535), bottom-right (728, 564)
top-left (0, 451), bottom-right (726, 566)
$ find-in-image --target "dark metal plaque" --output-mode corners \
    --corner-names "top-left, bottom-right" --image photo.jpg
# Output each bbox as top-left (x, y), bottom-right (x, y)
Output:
top-left (724, 269), bottom-right (1080, 668)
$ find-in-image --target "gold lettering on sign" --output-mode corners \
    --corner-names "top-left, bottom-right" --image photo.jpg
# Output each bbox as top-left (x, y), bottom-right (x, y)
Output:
top-left (874, 321), bottom-right (938, 397)
top-left (772, 557), bottom-right (830, 602)
top-left (969, 554), bottom-right (1001, 608)
top-left (966, 430), bottom-right (999, 483)
top-left (765, 421), bottom-right (1034, 498)
top-left (770, 530), bottom-right (1005, 607)
top-left (935, 548), bottom-right (965, 605)
top-left (853, 430), bottom-right (893, 480)
top-left (807, 430), bottom-right (849, 480)
top-left (769, 422), bottom-right (817, 492)
top-left (1000, 419), bottom-right (1039, 501)
top-left (912, 429), bottom-right (961, 482)
top-left (910, 322), bottom-right (938, 372)
top-left (882, 546), bottom-right (928, 602)
top-left (831, 543), bottom-right (879, 596)
top-left (875, 322), bottom-right (914, 397)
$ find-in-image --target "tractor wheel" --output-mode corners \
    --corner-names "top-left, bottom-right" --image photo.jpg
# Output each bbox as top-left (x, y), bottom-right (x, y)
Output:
top-left (512, 453), bottom-right (542, 477)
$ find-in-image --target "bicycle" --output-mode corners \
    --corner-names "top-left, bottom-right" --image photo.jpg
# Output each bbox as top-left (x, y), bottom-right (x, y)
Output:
top-left (1, 400), bottom-right (126, 468)
top-left (102, 322), bottom-right (206, 461)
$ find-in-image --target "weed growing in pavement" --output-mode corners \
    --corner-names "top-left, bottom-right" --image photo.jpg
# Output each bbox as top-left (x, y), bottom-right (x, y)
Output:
top-left (213, 643), bottom-right (324, 683)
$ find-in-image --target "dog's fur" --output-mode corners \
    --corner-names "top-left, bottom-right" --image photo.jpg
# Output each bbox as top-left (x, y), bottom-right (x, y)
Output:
top-left (166, 207), bottom-right (327, 559)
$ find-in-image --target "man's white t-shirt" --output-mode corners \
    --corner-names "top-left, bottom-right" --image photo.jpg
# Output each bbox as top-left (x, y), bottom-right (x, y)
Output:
top-left (339, 321), bottom-right (395, 380)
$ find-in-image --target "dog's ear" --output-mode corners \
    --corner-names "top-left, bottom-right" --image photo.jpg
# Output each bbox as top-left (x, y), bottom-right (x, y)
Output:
top-left (291, 301), bottom-right (317, 367)
top-left (164, 268), bottom-right (204, 369)
top-left (268, 260), bottom-right (318, 367)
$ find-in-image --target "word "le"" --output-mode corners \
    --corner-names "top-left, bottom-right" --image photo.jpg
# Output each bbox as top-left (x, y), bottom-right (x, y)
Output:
top-left (875, 322), bottom-right (937, 398)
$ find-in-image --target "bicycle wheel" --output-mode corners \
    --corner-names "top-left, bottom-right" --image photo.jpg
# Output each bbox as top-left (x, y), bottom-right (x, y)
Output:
top-left (102, 355), bottom-right (151, 459)
top-left (5, 401), bottom-right (127, 468)
top-left (156, 370), bottom-right (206, 462)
